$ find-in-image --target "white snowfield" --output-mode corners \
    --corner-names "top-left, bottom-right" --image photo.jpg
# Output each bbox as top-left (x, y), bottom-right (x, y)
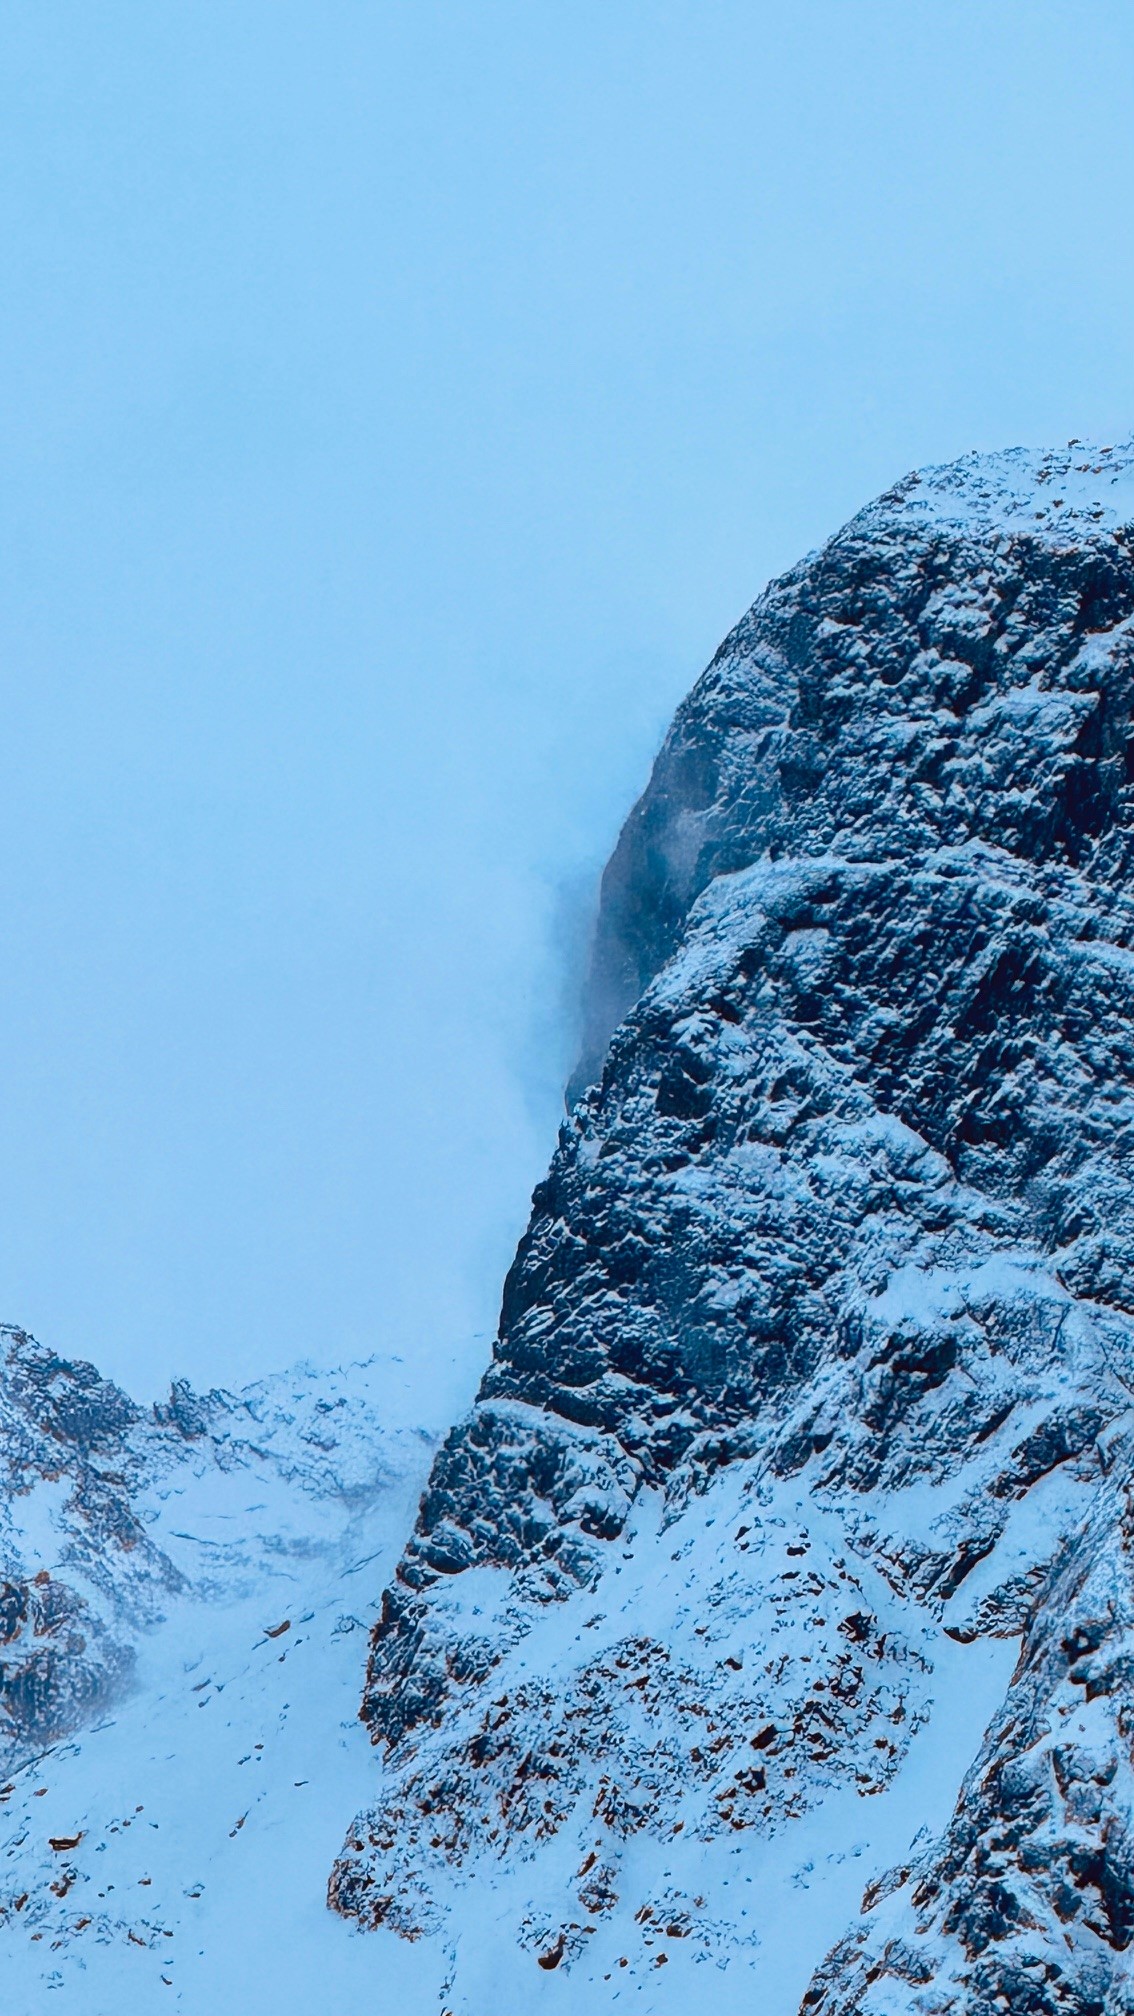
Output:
top-left (0, 1348), bottom-right (454, 2012)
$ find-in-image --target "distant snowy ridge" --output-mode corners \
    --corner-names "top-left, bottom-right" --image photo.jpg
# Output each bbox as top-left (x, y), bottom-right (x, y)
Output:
top-left (0, 1324), bottom-right (440, 2008)
top-left (0, 1323), bottom-right (432, 1774)
top-left (330, 437), bottom-right (1134, 2014)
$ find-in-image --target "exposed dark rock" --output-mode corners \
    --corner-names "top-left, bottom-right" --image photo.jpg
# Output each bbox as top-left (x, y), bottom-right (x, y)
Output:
top-left (803, 1448), bottom-right (1134, 2015)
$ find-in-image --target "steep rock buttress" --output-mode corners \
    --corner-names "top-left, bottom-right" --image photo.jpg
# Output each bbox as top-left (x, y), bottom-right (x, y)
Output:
top-left (332, 440), bottom-right (1134, 2012)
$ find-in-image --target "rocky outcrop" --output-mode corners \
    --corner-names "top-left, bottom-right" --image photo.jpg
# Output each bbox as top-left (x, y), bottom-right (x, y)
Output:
top-left (0, 1326), bottom-right (168, 1761)
top-left (803, 1442), bottom-right (1134, 2016)
top-left (0, 1335), bottom-right (434, 2004)
top-left (332, 440), bottom-right (1134, 2010)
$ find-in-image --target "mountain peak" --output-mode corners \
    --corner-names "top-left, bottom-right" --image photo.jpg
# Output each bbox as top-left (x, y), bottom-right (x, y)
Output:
top-left (8, 437), bottom-right (1134, 2011)
top-left (880, 434), bottom-right (1134, 538)
top-left (333, 437), bottom-right (1134, 2013)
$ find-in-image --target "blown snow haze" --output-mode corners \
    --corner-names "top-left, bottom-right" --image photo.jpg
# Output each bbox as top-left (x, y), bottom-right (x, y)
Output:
top-left (1, 1), bottom-right (1133, 1398)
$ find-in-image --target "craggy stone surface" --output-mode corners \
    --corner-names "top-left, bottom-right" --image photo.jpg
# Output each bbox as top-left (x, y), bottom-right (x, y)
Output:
top-left (332, 441), bottom-right (1134, 2009)
top-left (0, 1326), bottom-right (161, 1761)
top-left (803, 1447), bottom-right (1134, 2016)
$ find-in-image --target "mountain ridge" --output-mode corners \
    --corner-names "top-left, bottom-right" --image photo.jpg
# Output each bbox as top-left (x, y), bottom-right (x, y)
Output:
top-left (5, 435), bottom-right (1134, 2011)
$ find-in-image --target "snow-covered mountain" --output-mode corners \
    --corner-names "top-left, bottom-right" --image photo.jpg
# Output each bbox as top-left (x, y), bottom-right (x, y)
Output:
top-left (5, 437), bottom-right (1134, 2013)
top-left (331, 437), bottom-right (1134, 2014)
top-left (0, 1326), bottom-right (444, 2007)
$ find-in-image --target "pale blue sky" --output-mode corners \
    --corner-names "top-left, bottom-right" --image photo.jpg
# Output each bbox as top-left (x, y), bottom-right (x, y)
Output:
top-left (2, 2), bottom-right (1132, 1396)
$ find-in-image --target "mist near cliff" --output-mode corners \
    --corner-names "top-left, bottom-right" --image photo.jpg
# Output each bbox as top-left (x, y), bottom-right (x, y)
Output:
top-left (1, 1), bottom-right (1132, 1395)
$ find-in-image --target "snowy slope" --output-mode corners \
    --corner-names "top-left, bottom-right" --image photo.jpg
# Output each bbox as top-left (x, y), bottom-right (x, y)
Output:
top-left (0, 1337), bottom-right (448, 2011)
top-left (335, 1456), bottom-right (1018, 2014)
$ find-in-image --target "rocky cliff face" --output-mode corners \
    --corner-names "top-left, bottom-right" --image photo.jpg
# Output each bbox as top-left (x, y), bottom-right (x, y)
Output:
top-left (331, 439), bottom-right (1134, 2012)
top-left (0, 1325), bottom-right (178, 1765)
